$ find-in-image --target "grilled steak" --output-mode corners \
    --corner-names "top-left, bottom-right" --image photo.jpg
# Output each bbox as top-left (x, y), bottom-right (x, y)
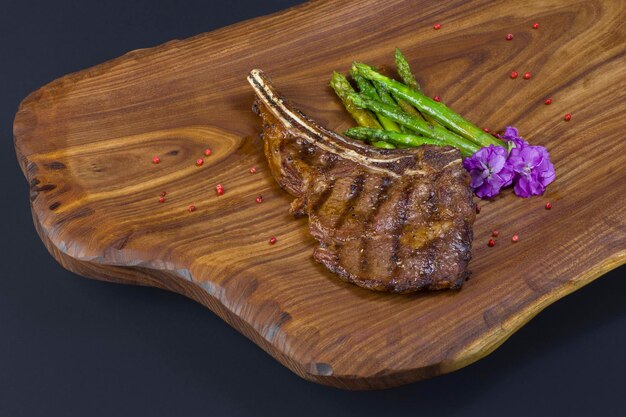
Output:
top-left (248, 69), bottom-right (476, 292)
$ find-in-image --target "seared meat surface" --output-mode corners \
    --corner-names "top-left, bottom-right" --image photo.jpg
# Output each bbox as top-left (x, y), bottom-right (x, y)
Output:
top-left (248, 69), bottom-right (476, 292)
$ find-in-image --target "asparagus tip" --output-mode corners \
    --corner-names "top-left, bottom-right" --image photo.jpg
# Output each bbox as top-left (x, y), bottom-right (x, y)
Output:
top-left (347, 92), bottom-right (366, 107)
top-left (351, 61), bottom-right (365, 71)
top-left (330, 71), bottom-right (350, 89)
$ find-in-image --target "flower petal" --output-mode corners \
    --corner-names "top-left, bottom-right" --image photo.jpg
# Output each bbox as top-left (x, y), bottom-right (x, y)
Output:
top-left (463, 145), bottom-right (513, 199)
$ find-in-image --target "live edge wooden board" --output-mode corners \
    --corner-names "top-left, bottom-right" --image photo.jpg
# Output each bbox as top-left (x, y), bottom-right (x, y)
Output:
top-left (13, 0), bottom-right (626, 389)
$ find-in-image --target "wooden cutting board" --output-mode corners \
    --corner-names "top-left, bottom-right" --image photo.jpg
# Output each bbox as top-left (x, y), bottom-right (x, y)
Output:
top-left (13, 0), bottom-right (626, 389)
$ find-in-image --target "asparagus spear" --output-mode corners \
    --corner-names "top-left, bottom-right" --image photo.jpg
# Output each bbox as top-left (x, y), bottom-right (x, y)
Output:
top-left (396, 99), bottom-right (424, 119)
top-left (372, 141), bottom-right (396, 149)
top-left (371, 81), bottom-right (415, 134)
top-left (393, 89), bottom-right (441, 126)
top-left (393, 94), bottom-right (431, 135)
top-left (395, 91), bottom-right (442, 128)
top-left (394, 48), bottom-right (421, 91)
top-left (329, 71), bottom-right (382, 129)
top-left (372, 80), bottom-right (397, 107)
top-left (331, 72), bottom-right (395, 148)
top-left (348, 93), bottom-right (480, 156)
top-left (354, 62), bottom-right (501, 148)
top-left (351, 72), bottom-right (377, 98)
top-left (351, 72), bottom-right (401, 132)
top-left (355, 63), bottom-right (418, 120)
top-left (345, 127), bottom-right (457, 150)
top-left (393, 48), bottom-right (443, 128)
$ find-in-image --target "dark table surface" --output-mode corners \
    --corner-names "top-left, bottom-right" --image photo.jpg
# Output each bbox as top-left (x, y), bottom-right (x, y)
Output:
top-left (1, 1), bottom-right (624, 416)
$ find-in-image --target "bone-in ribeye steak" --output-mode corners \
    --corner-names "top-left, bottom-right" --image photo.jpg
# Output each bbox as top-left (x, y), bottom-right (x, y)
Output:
top-left (248, 69), bottom-right (476, 292)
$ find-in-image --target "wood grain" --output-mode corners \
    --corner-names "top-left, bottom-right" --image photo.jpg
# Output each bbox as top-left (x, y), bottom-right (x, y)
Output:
top-left (13, 0), bottom-right (626, 389)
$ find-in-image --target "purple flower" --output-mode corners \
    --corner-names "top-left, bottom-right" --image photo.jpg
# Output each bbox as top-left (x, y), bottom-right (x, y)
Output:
top-left (501, 126), bottom-right (529, 150)
top-left (507, 145), bottom-right (556, 197)
top-left (462, 145), bottom-right (514, 199)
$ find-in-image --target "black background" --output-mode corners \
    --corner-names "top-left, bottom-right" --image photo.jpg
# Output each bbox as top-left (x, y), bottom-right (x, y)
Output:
top-left (1, 1), bottom-right (624, 416)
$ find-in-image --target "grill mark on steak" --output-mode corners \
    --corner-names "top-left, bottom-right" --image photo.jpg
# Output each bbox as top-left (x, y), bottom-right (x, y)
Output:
top-left (390, 183), bottom-right (414, 278)
top-left (388, 158), bottom-right (419, 280)
top-left (424, 176), bottom-right (441, 288)
top-left (248, 69), bottom-right (476, 292)
top-left (359, 176), bottom-right (392, 274)
top-left (311, 182), bottom-right (335, 213)
top-left (333, 174), bottom-right (365, 230)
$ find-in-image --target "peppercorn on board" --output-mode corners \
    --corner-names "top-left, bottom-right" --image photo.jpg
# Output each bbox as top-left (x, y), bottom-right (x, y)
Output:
top-left (13, 0), bottom-right (626, 389)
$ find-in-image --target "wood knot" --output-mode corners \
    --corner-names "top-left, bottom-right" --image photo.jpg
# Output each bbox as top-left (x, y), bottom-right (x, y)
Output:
top-left (29, 178), bottom-right (56, 201)
top-left (45, 161), bottom-right (66, 170)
